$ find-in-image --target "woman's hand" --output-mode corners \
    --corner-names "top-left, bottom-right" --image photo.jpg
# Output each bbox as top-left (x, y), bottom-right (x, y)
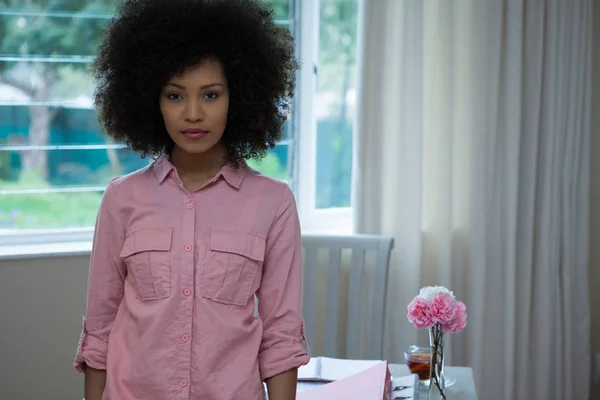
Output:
top-left (84, 365), bottom-right (106, 400)
top-left (265, 368), bottom-right (298, 400)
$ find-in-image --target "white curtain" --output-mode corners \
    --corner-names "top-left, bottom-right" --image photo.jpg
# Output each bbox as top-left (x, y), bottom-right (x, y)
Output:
top-left (353, 1), bottom-right (592, 399)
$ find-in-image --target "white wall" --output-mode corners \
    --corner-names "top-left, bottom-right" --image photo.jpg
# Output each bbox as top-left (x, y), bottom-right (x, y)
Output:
top-left (0, 255), bottom-right (89, 399)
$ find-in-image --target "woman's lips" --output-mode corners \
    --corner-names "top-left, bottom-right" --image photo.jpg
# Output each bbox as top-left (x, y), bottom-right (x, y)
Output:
top-left (182, 129), bottom-right (209, 139)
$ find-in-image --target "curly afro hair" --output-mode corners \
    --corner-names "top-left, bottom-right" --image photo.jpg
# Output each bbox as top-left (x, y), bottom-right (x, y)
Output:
top-left (91, 0), bottom-right (299, 166)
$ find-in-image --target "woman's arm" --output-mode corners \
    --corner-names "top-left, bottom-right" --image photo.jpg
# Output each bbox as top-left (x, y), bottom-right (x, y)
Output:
top-left (265, 368), bottom-right (298, 400)
top-left (257, 185), bottom-right (310, 393)
top-left (84, 366), bottom-right (107, 400)
top-left (73, 179), bottom-right (127, 395)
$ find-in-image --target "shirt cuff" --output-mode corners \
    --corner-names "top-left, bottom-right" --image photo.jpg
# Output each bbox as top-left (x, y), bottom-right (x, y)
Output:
top-left (73, 316), bottom-right (108, 373)
top-left (259, 344), bottom-right (310, 381)
top-left (259, 322), bottom-right (311, 380)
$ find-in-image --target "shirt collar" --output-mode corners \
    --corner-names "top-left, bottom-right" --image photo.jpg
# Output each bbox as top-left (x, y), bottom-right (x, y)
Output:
top-left (152, 154), bottom-right (247, 189)
top-left (219, 160), bottom-right (247, 189)
top-left (153, 155), bottom-right (175, 184)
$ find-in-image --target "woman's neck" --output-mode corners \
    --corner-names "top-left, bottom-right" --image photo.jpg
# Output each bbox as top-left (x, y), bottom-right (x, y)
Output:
top-left (169, 144), bottom-right (228, 191)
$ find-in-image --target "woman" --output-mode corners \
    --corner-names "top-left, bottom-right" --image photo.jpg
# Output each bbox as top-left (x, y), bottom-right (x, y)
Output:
top-left (74, 1), bottom-right (310, 399)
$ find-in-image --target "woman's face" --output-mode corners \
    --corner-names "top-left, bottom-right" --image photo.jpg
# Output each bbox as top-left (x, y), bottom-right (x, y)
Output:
top-left (159, 58), bottom-right (230, 156)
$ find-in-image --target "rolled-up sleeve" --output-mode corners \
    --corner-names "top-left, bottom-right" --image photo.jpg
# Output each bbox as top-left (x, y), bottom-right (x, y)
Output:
top-left (73, 180), bottom-right (126, 373)
top-left (257, 186), bottom-right (310, 380)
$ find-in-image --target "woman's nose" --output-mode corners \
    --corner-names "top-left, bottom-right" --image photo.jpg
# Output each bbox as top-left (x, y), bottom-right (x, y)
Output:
top-left (183, 99), bottom-right (204, 122)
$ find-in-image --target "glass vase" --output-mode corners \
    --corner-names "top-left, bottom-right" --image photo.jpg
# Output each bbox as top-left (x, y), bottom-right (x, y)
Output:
top-left (428, 323), bottom-right (446, 400)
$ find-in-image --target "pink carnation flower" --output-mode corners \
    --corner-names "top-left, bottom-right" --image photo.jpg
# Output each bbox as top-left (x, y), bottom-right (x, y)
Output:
top-left (407, 297), bottom-right (434, 329)
top-left (430, 292), bottom-right (458, 325)
top-left (442, 301), bottom-right (467, 333)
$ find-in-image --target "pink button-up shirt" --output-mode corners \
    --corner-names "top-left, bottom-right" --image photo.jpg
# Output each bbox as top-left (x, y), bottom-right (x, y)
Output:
top-left (74, 156), bottom-right (310, 400)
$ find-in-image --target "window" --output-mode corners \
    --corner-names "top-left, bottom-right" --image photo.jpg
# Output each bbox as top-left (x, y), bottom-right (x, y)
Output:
top-left (0, 0), bottom-right (357, 248)
top-left (296, 0), bottom-right (357, 232)
top-left (0, 3), bottom-right (125, 245)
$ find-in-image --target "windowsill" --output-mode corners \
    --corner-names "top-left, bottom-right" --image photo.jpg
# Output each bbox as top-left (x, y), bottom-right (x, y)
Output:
top-left (0, 241), bottom-right (93, 260)
top-left (302, 227), bottom-right (354, 235)
top-left (300, 207), bottom-right (353, 234)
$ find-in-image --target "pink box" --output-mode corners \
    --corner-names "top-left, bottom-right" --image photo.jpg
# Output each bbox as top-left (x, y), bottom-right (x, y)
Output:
top-left (296, 360), bottom-right (392, 400)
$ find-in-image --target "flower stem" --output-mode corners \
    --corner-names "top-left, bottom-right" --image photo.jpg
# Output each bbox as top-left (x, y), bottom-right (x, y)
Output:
top-left (430, 323), bottom-right (446, 400)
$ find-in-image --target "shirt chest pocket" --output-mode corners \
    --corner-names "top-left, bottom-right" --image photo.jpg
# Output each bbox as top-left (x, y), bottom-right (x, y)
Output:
top-left (120, 228), bottom-right (173, 301)
top-left (200, 227), bottom-right (266, 306)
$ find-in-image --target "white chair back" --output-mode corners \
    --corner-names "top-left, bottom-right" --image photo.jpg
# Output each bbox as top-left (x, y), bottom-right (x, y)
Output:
top-left (301, 234), bottom-right (393, 360)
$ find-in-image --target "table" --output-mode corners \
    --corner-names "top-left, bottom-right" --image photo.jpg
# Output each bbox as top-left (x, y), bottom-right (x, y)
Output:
top-left (389, 364), bottom-right (478, 400)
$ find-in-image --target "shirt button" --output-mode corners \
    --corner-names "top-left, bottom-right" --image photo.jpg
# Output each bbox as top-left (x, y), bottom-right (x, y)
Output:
top-left (187, 202), bottom-right (194, 210)
top-left (184, 244), bottom-right (192, 252)
top-left (183, 288), bottom-right (192, 296)
top-left (181, 334), bottom-right (190, 342)
top-left (180, 379), bottom-right (188, 387)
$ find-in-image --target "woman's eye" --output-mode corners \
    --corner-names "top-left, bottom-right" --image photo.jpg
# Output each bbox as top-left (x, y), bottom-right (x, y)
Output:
top-left (166, 93), bottom-right (183, 100)
top-left (204, 92), bottom-right (219, 100)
